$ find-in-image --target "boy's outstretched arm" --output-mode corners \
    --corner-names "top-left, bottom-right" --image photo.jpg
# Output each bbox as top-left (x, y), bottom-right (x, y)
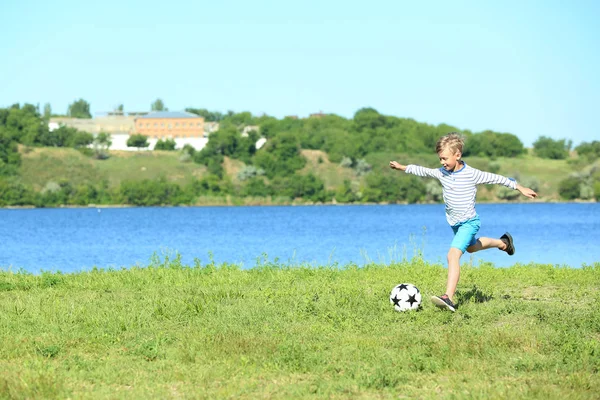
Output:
top-left (389, 161), bottom-right (406, 171)
top-left (391, 161), bottom-right (442, 179)
top-left (516, 184), bottom-right (538, 199)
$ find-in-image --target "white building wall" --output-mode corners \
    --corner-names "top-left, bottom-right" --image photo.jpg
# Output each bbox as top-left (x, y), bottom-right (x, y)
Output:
top-left (102, 134), bottom-right (209, 151)
top-left (48, 121), bottom-right (257, 153)
top-left (109, 134), bottom-right (138, 151)
top-left (48, 122), bottom-right (60, 132)
top-left (172, 137), bottom-right (209, 150)
top-left (256, 137), bottom-right (267, 149)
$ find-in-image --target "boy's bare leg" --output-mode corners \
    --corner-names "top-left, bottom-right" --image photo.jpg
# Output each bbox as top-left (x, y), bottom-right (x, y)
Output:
top-left (466, 237), bottom-right (506, 253)
top-left (446, 248), bottom-right (463, 300)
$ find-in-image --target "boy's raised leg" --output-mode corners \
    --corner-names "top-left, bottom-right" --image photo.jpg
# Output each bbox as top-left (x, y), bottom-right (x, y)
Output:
top-left (466, 236), bottom-right (512, 254)
top-left (499, 233), bottom-right (515, 255)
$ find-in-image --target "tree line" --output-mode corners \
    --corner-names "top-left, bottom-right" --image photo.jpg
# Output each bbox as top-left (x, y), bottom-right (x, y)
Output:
top-left (1, 101), bottom-right (599, 206)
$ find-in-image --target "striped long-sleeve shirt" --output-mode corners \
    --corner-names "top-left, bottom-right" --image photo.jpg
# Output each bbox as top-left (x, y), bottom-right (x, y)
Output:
top-left (405, 162), bottom-right (517, 226)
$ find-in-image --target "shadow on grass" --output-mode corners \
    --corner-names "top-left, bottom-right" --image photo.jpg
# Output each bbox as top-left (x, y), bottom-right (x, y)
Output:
top-left (457, 286), bottom-right (494, 303)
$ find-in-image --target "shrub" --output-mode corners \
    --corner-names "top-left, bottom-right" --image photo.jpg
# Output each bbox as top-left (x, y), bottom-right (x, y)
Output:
top-left (558, 178), bottom-right (581, 200)
top-left (425, 180), bottom-right (442, 202)
top-left (354, 159), bottom-right (372, 176)
top-left (575, 140), bottom-right (600, 160)
top-left (580, 183), bottom-right (594, 200)
top-left (362, 174), bottom-right (425, 203)
top-left (179, 152), bottom-right (192, 163)
top-left (92, 132), bottom-right (112, 159)
top-left (340, 157), bottom-right (353, 168)
top-left (335, 180), bottom-right (357, 203)
top-left (242, 177), bottom-right (271, 197)
top-left (496, 176), bottom-right (539, 201)
top-left (237, 165), bottom-right (266, 181)
top-left (497, 186), bottom-right (520, 200)
top-left (127, 134), bottom-right (149, 149)
top-left (154, 139), bottom-right (176, 151)
top-left (488, 161), bottom-right (501, 174)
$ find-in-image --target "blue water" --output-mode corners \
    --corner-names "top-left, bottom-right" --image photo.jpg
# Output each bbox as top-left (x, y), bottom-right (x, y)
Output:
top-left (0, 203), bottom-right (598, 273)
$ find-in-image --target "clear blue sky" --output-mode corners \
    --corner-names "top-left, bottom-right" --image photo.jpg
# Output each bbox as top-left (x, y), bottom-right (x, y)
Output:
top-left (1, 0), bottom-right (598, 146)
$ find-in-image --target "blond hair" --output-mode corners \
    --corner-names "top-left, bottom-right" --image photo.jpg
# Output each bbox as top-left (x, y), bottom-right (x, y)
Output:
top-left (436, 132), bottom-right (464, 155)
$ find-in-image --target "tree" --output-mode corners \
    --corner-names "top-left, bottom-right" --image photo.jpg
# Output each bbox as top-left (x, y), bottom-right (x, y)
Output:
top-left (0, 178), bottom-right (34, 206)
top-left (253, 133), bottom-right (306, 178)
top-left (353, 108), bottom-right (387, 132)
top-left (185, 108), bottom-right (224, 122)
top-left (95, 132), bottom-right (112, 148)
top-left (223, 111), bottom-right (254, 126)
top-left (575, 141), bottom-right (600, 160)
top-left (127, 134), bottom-right (149, 150)
top-left (69, 131), bottom-right (94, 148)
top-left (0, 130), bottom-right (21, 176)
top-left (288, 174), bottom-right (328, 202)
top-left (151, 99), bottom-right (167, 112)
top-left (117, 104), bottom-right (124, 113)
top-left (67, 99), bottom-right (92, 119)
top-left (533, 136), bottom-right (571, 159)
top-left (464, 131), bottom-right (525, 158)
top-left (38, 125), bottom-right (92, 148)
top-left (2, 103), bottom-right (47, 145)
top-left (93, 132), bottom-right (112, 159)
top-left (43, 103), bottom-right (52, 119)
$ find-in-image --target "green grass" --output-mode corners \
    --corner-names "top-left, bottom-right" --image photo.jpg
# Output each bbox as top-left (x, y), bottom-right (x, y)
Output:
top-left (93, 151), bottom-right (207, 187)
top-left (496, 154), bottom-right (571, 199)
top-left (19, 148), bottom-right (106, 190)
top-left (19, 148), bottom-right (206, 190)
top-left (1, 257), bottom-right (599, 399)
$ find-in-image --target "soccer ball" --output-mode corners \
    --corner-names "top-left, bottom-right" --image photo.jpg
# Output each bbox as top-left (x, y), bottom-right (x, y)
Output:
top-left (389, 283), bottom-right (422, 312)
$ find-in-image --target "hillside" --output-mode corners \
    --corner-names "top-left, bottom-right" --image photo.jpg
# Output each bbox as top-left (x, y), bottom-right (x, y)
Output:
top-left (19, 148), bottom-right (207, 191)
top-left (15, 146), bottom-right (588, 203)
top-left (4, 104), bottom-right (598, 206)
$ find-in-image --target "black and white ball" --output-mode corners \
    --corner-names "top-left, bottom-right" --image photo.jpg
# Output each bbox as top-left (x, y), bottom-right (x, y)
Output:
top-left (389, 283), bottom-right (422, 312)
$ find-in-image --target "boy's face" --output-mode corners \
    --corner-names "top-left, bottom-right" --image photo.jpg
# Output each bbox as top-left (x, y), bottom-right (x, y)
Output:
top-left (438, 147), bottom-right (462, 172)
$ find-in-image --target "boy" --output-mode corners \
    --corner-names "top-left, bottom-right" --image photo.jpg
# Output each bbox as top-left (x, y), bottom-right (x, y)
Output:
top-left (389, 132), bottom-right (537, 312)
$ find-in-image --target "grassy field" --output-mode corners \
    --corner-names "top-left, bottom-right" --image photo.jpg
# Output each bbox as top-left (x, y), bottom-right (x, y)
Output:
top-left (1, 258), bottom-right (598, 399)
top-left (19, 148), bottom-right (207, 190)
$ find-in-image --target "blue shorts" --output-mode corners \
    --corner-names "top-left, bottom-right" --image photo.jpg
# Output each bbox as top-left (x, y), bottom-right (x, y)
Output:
top-left (450, 216), bottom-right (481, 253)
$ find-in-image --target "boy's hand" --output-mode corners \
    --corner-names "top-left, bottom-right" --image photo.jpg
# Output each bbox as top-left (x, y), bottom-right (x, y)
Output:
top-left (389, 161), bottom-right (406, 171)
top-left (517, 184), bottom-right (537, 199)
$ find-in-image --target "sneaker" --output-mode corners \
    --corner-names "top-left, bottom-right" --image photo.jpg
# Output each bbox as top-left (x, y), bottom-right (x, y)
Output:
top-left (500, 232), bottom-right (515, 255)
top-left (431, 294), bottom-right (456, 312)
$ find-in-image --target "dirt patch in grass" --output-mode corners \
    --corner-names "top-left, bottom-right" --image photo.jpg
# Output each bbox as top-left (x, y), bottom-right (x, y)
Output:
top-left (300, 149), bottom-right (358, 190)
top-left (223, 157), bottom-right (246, 182)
